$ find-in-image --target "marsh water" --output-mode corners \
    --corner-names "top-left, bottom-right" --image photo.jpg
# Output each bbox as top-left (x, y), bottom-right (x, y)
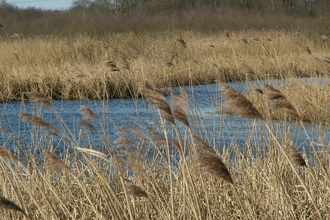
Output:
top-left (0, 78), bottom-right (329, 161)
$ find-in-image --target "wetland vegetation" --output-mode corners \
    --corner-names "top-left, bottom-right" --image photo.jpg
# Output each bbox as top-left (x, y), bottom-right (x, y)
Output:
top-left (0, 1), bottom-right (329, 219)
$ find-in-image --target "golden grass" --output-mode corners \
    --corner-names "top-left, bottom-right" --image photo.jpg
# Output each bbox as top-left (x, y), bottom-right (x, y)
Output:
top-left (0, 81), bottom-right (328, 219)
top-left (246, 80), bottom-right (330, 125)
top-left (0, 29), bottom-right (329, 102)
top-left (0, 29), bottom-right (329, 219)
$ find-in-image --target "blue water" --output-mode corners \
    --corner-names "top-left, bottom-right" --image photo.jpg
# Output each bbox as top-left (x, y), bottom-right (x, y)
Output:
top-left (0, 79), bottom-right (328, 162)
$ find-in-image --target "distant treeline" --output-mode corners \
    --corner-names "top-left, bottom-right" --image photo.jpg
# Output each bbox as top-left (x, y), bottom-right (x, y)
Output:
top-left (0, 0), bottom-right (329, 35)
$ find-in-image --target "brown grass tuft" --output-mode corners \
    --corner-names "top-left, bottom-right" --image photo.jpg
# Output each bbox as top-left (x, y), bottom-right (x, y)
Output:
top-left (0, 196), bottom-right (27, 216)
top-left (219, 83), bottom-right (263, 120)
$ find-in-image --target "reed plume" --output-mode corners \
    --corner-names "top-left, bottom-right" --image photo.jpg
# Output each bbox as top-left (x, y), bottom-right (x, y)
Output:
top-left (17, 112), bottom-right (59, 132)
top-left (193, 135), bottom-right (216, 154)
top-left (219, 83), bottom-right (263, 120)
top-left (138, 85), bottom-right (175, 124)
top-left (114, 126), bottom-right (130, 136)
top-left (25, 91), bottom-right (52, 106)
top-left (44, 151), bottom-right (71, 172)
top-left (168, 136), bottom-right (183, 154)
top-left (114, 137), bottom-right (135, 145)
top-left (177, 39), bottom-right (186, 48)
top-left (80, 106), bottom-right (97, 120)
top-left (285, 145), bottom-right (307, 167)
top-left (146, 127), bottom-right (167, 143)
top-left (171, 90), bottom-right (190, 128)
top-left (263, 84), bottom-right (300, 120)
top-left (0, 196), bottom-right (27, 216)
top-left (199, 154), bottom-right (233, 184)
top-left (0, 146), bottom-right (18, 160)
top-left (126, 183), bottom-right (149, 198)
top-left (78, 120), bottom-right (97, 133)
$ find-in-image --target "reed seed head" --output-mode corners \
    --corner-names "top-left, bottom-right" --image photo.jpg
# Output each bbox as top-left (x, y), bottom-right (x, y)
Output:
top-left (199, 154), bottom-right (233, 184)
top-left (80, 106), bottom-right (97, 120)
top-left (263, 84), bottom-right (300, 120)
top-left (171, 91), bottom-right (190, 128)
top-left (25, 91), bottom-right (52, 106)
top-left (0, 196), bottom-right (27, 216)
top-left (126, 184), bottom-right (148, 198)
top-left (220, 83), bottom-right (263, 120)
top-left (0, 146), bottom-right (18, 160)
top-left (285, 145), bottom-right (307, 167)
top-left (177, 39), bottom-right (186, 48)
top-left (44, 151), bottom-right (71, 172)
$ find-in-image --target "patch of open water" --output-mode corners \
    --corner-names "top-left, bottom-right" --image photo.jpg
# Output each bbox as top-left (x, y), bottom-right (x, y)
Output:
top-left (0, 78), bottom-right (328, 163)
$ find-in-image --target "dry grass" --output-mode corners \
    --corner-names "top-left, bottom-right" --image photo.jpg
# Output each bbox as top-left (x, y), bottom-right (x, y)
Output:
top-left (0, 82), bottom-right (328, 219)
top-left (0, 28), bottom-right (329, 219)
top-left (246, 80), bottom-right (330, 125)
top-left (0, 29), bottom-right (329, 102)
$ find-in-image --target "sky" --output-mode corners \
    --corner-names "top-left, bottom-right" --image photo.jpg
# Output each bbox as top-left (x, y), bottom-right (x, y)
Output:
top-left (6, 0), bottom-right (75, 10)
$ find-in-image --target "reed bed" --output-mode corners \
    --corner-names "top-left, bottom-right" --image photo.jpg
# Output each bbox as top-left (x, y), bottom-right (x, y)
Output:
top-left (245, 79), bottom-right (330, 125)
top-left (0, 29), bottom-right (329, 102)
top-left (0, 80), bottom-right (329, 219)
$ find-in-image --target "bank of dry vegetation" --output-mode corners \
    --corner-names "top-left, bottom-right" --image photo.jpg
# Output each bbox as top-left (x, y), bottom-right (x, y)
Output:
top-left (0, 29), bottom-right (329, 102)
